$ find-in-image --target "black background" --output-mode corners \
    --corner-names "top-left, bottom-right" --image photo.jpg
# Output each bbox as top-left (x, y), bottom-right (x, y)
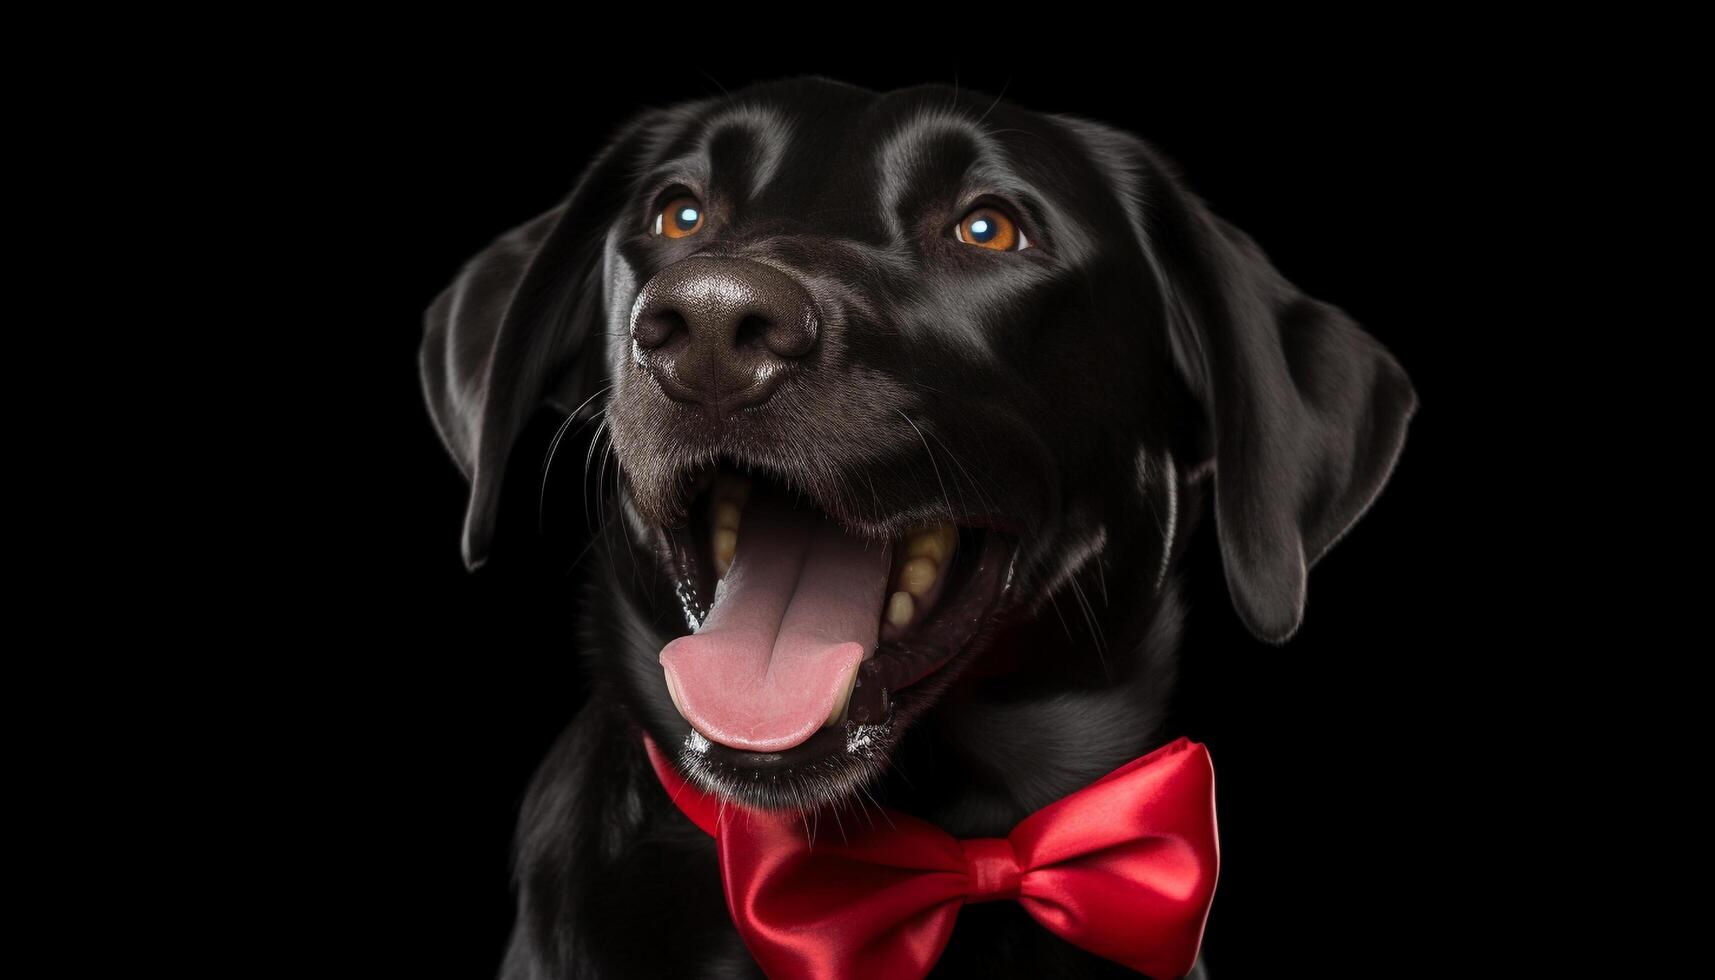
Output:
top-left (263, 43), bottom-right (1544, 977)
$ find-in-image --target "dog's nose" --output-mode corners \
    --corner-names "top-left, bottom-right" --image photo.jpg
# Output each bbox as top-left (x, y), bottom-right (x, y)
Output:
top-left (630, 257), bottom-right (819, 414)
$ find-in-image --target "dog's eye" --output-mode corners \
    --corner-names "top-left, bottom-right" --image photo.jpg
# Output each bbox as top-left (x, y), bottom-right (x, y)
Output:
top-left (654, 197), bottom-right (705, 239)
top-left (954, 207), bottom-right (1027, 251)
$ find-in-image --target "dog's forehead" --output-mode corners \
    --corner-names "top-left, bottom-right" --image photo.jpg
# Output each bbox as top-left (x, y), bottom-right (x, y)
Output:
top-left (643, 82), bottom-right (1078, 238)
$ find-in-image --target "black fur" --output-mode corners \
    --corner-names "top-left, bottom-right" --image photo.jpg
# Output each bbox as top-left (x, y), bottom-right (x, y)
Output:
top-left (421, 77), bottom-right (1417, 978)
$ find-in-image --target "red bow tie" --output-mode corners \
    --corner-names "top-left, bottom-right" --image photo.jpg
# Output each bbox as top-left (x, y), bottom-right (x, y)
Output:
top-left (643, 732), bottom-right (1220, 979)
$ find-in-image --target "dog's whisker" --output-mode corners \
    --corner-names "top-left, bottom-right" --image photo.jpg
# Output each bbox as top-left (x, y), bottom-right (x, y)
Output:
top-left (596, 428), bottom-right (613, 531)
top-left (984, 124), bottom-right (1084, 175)
top-left (1046, 591), bottom-right (1076, 644)
top-left (884, 751), bottom-right (916, 795)
top-left (856, 780), bottom-right (891, 832)
top-left (538, 389), bottom-right (603, 482)
top-left (921, 421), bottom-right (1003, 520)
top-left (582, 416), bottom-right (609, 532)
top-left (1068, 576), bottom-right (1113, 682)
top-left (788, 780), bottom-right (814, 849)
top-left (576, 418), bottom-right (621, 586)
top-left (859, 467), bottom-right (884, 522)
top-left (697, 68), bottom-right (729, 97)
top-left (596, 429), bottom-right (626, 584)
top-left (557, 510), bottom-right (619, 579)
top-left (896, 408), bottom-right (958, 522)
top-left (974, 76), bottom-right (1010, 128)
top-left (900, 380), bottom-right (1007, 519)
top-left (826, 780), bottom-right (847, 845)
top-left (541, 399), bottom-right (611, 533)
top-left (854, 786), bottom-right (874, 830)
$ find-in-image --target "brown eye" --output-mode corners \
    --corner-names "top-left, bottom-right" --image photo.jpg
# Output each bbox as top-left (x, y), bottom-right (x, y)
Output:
top-left (654, 197), bottom-right (705, 238)
top-left (954, 206), bottom-right (1027, 251)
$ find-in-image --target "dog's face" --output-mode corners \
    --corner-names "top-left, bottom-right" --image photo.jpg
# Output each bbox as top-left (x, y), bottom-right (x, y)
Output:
top-left (422, 78), bottom-right (1416, 808)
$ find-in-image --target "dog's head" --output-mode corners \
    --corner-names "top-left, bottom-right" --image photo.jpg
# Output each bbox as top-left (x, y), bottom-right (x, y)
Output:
top-left (422, 78), bottom-right (1416, 807)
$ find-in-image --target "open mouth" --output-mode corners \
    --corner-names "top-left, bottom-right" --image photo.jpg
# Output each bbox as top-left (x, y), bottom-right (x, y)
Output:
top-left (651, 464), bottom-right (1015, 775)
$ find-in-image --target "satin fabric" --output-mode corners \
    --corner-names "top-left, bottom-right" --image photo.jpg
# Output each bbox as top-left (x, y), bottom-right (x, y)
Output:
top-left (644, 732), bottom-right (1220, 979)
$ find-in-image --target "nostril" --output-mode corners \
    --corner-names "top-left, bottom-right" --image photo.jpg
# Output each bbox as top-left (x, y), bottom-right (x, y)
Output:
top-left (734, 314), bottom-right (771, 351)
top-left (634, 309), bottom-right (686, 350)
top-left (761, 308), bottom-right (818, 359)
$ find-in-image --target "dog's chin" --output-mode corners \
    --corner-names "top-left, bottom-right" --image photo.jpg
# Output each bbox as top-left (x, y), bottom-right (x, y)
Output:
top-left (630, 461), bottom-right (1019, 811)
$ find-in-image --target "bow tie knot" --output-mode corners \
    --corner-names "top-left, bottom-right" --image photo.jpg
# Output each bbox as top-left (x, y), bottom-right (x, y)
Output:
top-left (959, 837), bottom-right (1023, 902)
top-left (645, 732), bottom-right (1219, 979)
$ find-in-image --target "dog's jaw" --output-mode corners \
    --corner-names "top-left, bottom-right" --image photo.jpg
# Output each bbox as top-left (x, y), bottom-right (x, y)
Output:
top-left (625, 461), bottom-right (1023, 811)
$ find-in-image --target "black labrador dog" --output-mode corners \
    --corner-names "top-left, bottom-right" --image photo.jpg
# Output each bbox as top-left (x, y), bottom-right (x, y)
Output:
top-left (421, 76), bottom-right (1416, 978)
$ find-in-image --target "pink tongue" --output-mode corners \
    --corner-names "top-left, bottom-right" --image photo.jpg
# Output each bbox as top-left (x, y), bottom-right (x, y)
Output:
top-left (660, 486), bottom-right (892, 752)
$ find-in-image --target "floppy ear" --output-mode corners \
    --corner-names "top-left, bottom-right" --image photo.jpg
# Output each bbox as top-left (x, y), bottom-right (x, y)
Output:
top-left (420, 110), bottom-right (663, 569)
top-left (1142, 152), bottom-right (1419, 644)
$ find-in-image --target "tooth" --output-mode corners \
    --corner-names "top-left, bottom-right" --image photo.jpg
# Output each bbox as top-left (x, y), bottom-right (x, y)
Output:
top-left (708, 475), bottom-right (748, 579)
top-left (904, 524), bottom-right (957, 563)
top-left (886, 591), bottom-right (915, 629)
top-left (712, 499), bottom-right (742, 531)
top-left (823, 662), bottom-right (859, 728)
top-left (712, 528), bottom-right (737, 576)
top-left (899, 557), bottom-right (938, 598)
